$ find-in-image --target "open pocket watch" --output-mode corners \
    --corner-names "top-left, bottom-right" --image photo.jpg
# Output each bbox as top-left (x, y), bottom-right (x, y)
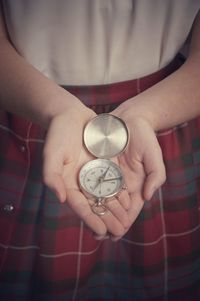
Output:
top-left (78, 113), bottom-right (129, 215)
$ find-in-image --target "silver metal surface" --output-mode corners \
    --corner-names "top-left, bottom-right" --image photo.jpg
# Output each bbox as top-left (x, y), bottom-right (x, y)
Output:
top-left (3, 204), bottom-right (14, 213)
top-left (91, 200), bottom-right (107, 216)
top-left (83, 114), bottom-right (129, 158)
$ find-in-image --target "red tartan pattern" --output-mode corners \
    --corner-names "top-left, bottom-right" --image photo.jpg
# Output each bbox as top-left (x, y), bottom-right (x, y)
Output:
top-left (0, 56), bottom-right (200, 300)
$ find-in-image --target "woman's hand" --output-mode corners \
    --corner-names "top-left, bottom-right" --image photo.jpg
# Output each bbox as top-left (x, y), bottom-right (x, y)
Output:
top-left (112, 106), bottom-right (166, 234)
top-left (42, 104), bottom-right (132, 239)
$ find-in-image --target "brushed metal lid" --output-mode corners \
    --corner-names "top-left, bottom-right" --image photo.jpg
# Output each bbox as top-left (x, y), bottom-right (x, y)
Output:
top-left (83, 113), bottom-right (129, 158)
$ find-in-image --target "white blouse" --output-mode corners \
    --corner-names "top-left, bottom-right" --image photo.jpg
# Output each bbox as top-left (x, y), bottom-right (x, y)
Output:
top-left (2, 0), bottom-right (200, 85)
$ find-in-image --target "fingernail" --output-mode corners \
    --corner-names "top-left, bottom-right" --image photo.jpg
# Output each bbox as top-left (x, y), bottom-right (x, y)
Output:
top-left (150, 186), bottom-right (157, 198)
top-left (58, 196), bottom-right (66, 203)
top-left (94, 235), bottom-right (110, 240)
top-left (146, 187), bottom-right (156, 201)
top-left (110, 236), bottom-right (121, 242)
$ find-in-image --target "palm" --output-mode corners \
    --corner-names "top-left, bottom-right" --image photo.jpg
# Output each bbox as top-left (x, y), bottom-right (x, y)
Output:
top-left (111, 112), bottom-right (166, 226)
top-left (43, 109), bottom-right (133, 238)
top-left (117, 152), bottom-right (145, 197)
top-left (115, 139), bottom-right (147, 226)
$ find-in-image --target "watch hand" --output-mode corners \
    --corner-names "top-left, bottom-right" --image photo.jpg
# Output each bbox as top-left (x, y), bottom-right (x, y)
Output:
top-left (101, 166), bottom-right (110, 181)
top-left (102, 176), bottom-right (122, 182)
top-left (93, 167), bottom-right (110, 191)
top-left (99, 181), bottom-right (102, 197)
top-left (92, 167), bottom-right (110, 192)
top-left (92, 180), bottom-right (101, 191)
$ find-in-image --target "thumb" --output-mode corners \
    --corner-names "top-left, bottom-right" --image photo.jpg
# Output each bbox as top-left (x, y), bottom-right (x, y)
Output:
top-left (143, 144), bottom-right (166, 200)
top-left (143, 169), bottom-right (166, 200)
top-left (43, 150), bottom-right (67, 203)
top-left (43, 172), bottom-right (67, 203)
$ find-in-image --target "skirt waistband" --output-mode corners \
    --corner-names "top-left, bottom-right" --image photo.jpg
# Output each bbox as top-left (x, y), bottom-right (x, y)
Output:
top-left (0, 54), bottom-right (183, 138)
top-left (62, 54), bottom-right (183, 113)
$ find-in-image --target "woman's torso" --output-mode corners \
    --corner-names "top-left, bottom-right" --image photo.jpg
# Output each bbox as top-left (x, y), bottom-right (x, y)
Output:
top-left (2, 0), bottom-right (200, 85)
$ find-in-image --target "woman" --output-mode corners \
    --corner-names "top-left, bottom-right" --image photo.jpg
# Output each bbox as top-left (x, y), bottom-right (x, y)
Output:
top-left (0, 1), bottom-right (200, 300)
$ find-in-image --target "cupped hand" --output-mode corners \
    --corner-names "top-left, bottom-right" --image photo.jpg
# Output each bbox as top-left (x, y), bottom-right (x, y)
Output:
top-left (111, 107), bottom-right (166, 236)
top-left (42, 104), bottom-right (132, 238)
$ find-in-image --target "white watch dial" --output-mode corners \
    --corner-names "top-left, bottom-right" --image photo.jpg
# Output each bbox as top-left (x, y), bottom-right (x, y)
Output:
top-left (79, 159), bottom-right (124, 199)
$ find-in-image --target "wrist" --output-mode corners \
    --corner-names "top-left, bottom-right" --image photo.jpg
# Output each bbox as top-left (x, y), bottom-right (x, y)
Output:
top-left (41, 86), bottom-right (93, 128)
top-left (114, 99), bottom-right (158, 132)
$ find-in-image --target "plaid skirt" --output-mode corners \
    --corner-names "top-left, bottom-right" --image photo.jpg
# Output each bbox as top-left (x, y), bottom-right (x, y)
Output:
top-left (0, 56), bottom-right (200, 301)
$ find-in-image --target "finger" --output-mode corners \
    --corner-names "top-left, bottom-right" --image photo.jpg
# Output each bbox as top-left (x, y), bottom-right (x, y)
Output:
top-left (116, 189), bottom-right (131, 210)
top-left (106, 198), bottom-right (130, 229)
top-left (143, 144), bottom-right (166, 200)
top-left (128, 193), bottom-right (145, 223)
top-left (97, 199), bottom-right (131, 237)
top-left (87, 197), bottom-right (128, 237)
top-left (43, 150), bottom-right (67, 202)
top-left (66, 189), bottom-right (108, 236)
top-left (100, 211), bottom-right (126, 238)
top-left (93, 234), bottom-right (110, 240)
top-left (110, 193), bottom-right (144, 241)
top-left (144, 168), bottom-right (166, 200)
top-left (43, 172), bottom-right (67, 203)
top-left (88, 197), bottom-right (130, 238)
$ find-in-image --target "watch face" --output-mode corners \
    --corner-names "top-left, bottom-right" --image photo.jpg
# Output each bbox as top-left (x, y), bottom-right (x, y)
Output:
top-left (79, 159), bottom-right (124, 199)
top-left (83, 113), bottom-right (129, 158)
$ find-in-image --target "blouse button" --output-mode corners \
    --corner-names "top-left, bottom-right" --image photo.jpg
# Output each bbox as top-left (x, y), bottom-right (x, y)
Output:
top-left (20, 145), bottom-right (26, 152)
top-left (3, 204), bottom-right (15, 213)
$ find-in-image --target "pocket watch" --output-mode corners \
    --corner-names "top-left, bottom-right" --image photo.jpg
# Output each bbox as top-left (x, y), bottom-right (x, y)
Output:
top-left (78, 113), bottom-right (129, 215)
